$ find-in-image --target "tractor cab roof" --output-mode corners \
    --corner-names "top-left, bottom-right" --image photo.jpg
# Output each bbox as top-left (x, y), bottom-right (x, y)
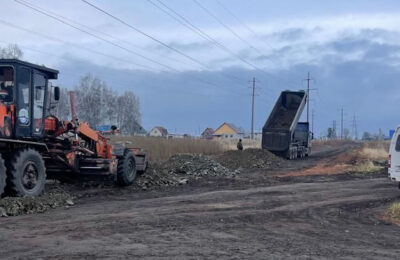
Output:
top-left (0, 59), bottom-right (59, 79)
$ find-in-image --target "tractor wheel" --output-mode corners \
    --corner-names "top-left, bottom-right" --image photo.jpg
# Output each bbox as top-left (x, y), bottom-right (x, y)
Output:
top-left (116, 150), bottom-right (137, 186)
top-left (6, 148), bottom-right (46, 197)
top-left (0, 156), bottom-right (6, 197)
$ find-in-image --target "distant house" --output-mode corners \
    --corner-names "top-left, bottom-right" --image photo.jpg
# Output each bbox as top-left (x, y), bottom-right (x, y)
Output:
top-left (201, 128), bottom-right (215, 139)
top-left (148, 126), bottom-right (168, 137)
top-left (213, 122), bottom-right (245, 139)
top-left (135, 126), bottom-right (147, 136)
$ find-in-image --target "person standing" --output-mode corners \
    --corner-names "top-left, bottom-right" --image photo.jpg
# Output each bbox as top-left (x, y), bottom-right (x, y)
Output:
top-left (237, 139), bottom-right (243, 151)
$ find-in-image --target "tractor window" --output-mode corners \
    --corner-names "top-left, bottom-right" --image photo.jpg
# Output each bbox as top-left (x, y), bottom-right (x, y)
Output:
top-left (0, 66), bottom-right (14, 103)
top-left (17, 67), bottom-right (30, 125)
top-left (33, 73), bottom-right (46, 133)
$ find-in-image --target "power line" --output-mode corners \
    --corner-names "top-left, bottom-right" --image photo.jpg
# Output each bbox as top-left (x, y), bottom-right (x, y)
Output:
top-left (191, 0), bottom-right (300, 88)
top-left (250, 77), bottom-right (258, 140)
top-left (192, 0), bottom-right (261, 55)
top-left (0, 40), bottom-right (248, 100)
top-left (82, 0), bottom-right (296, 90)
top-left (215, 0), bottom-right (258, 37)
top-left (147, 0), bottom-right (270, 84)
top-left (0, 19), bottom-right (157, 72)
top-left (81, 0), bottom-right (244, 87)
top-left (146, 0), bottom-right (246, 83)
top-left (341, 107), bottom-right (344, 140)
top-left (214, 0), bottom-right (305, 85)
top-left (14, 0), bottom-right (177, 72)
top-left (14, 0), bottom-right (225, 88)
top-left (17, 0), bottom-right (195, 68)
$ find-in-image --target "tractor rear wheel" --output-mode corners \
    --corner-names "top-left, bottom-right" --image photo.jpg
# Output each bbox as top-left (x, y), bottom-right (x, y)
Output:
top-left (6, 148), bottom-right (46, 197)
top-left (116, 150), bottom-right (137, 186)
top-left (0, 156), bottom-right (6, 197)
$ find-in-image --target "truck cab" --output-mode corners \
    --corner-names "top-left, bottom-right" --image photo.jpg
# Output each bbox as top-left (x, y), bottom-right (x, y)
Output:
top-left (0, 59), bottom-right (59, 140)
top-left (388, 126), bottom-right (400, 188)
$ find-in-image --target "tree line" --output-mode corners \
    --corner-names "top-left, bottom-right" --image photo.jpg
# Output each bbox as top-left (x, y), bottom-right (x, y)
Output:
top-left (55, 74), bottom-right (142, 135)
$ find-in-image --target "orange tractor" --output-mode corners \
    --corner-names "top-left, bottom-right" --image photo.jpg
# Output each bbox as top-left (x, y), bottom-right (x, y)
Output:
top-left (0, 59), bottom-right (147, 197)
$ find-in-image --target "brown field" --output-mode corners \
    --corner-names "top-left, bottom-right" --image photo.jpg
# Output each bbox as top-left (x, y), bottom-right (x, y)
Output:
top-left (110, 136), bottom-right (262, 161)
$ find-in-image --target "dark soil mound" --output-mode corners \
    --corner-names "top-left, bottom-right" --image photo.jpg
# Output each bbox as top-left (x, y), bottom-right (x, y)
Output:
top-left (134, 154), bottom-right (234, 190)
top-left (268, 107), bottom-right (297, 128)
top-left (0, 188), bottom-right (73, 217)
top-left (216, 148), bottom-right (283, 170)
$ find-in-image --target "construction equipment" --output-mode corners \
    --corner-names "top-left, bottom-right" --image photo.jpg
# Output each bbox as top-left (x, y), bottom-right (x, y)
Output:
top-left (0, 59), bottom-right (147, 197)
top-left (262, 90), bottom-right (312, 159)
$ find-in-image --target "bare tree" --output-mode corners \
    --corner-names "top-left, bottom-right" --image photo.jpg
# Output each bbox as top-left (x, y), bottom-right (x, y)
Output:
top-left (55, 87), bottom-right (71, 120)
top-left (0, 44), bottom-right (23, 59)
top-left (74, 74), bottom-right (105, 128)
top-left (72, 74), bottom-right (142, 133)
top-left (115, 91), bottom-right (142, 135)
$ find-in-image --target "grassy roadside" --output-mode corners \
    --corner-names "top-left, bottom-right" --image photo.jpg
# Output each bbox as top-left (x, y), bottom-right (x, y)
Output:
top-left (383, 202), bottom-right (400, 226)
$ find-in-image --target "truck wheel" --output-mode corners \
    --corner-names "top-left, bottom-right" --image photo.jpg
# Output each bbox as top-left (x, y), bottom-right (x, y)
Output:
top-left (116, 150), bottom-right (137, 186)
top-left (0, 156), bottom-right (6, 197)
top-left (6, 148), bottom-right (46, 197)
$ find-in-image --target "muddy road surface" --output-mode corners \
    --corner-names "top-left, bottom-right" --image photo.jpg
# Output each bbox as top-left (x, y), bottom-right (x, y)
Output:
top-left (1, 145), bottom-right (400, 259)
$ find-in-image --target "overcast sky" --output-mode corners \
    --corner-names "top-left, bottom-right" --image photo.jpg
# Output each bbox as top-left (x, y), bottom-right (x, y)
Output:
top-left (2, 0), bottom-right (400, 136)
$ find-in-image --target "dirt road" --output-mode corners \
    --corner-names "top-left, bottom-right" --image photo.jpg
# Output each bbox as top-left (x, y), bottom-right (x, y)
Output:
top-left (1, 146), bottom-right (400, 259)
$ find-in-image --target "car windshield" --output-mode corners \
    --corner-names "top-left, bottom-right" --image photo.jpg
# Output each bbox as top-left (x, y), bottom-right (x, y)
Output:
top-left (0, 66), bottom-right (14, 103)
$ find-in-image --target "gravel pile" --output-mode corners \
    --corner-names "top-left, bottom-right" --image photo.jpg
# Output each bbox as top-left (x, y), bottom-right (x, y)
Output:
top-left (162, 154), bottom-right (233, 176)
top-left (134, 154), bottom-right (234, 190)
top-left (216, 148), bottom-right (283, 170)
top-left (0, 189), bottom-right (73, 217)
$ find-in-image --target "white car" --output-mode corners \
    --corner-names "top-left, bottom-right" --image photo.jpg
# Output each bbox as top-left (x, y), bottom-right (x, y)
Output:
top-left (389, 126), bottom-right (400, 188)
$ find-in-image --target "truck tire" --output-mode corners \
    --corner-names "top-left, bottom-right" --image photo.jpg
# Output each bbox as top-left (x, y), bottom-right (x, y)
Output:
top-left (116, 150), bottom-right (137, 186)
top-left (0, 156), bottom-right (6, 197)
top-left (6, 148), bottom-right (46, 197)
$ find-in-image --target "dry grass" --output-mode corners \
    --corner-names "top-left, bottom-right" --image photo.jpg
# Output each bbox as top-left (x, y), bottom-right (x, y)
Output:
top-left (386, 202), bottom-right (400, 218)
top-left (359, 147), bottom-right (388, 161)
top-left (363, 140), bottom-right (390, 151)
top-left (110, 136), bottom-right (227, 161)
top-left (380, 202), bottom-right (400, 226)
top-left (311, 139), bottom-right (356, 151)
top-left (216, 138), bottom-right (261, 150)
top-left (282, 141), bottom-right (388, 177)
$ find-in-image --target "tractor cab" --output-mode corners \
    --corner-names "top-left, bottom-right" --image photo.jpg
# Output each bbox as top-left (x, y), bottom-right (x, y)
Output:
top-left (0, 59), bottom-right (59, 139)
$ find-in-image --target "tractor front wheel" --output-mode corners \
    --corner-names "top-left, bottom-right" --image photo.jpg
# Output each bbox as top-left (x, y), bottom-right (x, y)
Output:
top-left (6, 148), bottom-right (46, 197)
top-left (116, 150), bottom-right (137, 186)
top-left (0, 156), bottom-right (6, 197)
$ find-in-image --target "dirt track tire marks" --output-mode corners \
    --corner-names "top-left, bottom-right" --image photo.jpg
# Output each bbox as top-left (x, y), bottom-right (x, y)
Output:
top-left (1, 178), bottom-right (400, 259)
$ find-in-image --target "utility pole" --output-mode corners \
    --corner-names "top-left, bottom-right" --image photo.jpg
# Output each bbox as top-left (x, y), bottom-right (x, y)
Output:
top-left (341, 108), bottom-right (344, 140)
top-left (306, 72), bottom-right (311, 123)
top-left (333, 120), bottom-right (337, 139)
top-left (351, 114), bottom-right (358, 140)
top-left (251, 77), bottom-right (256, 140)
top-left (311, 109), bottom-right (315, 134)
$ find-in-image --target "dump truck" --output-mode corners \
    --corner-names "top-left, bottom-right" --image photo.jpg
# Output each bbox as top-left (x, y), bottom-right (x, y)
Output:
top-left (262, 90), bottom-right (311, 159)
top-left (0, 59), bottom-right (147, 197)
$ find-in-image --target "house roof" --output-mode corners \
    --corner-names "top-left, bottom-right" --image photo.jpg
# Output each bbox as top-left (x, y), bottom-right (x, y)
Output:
top-left (201, 127), bottom-right (215, 135)
top-left (153, 126), bottom-right (168, 136)
top-left (215, 122), bottom-right (245, 134)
